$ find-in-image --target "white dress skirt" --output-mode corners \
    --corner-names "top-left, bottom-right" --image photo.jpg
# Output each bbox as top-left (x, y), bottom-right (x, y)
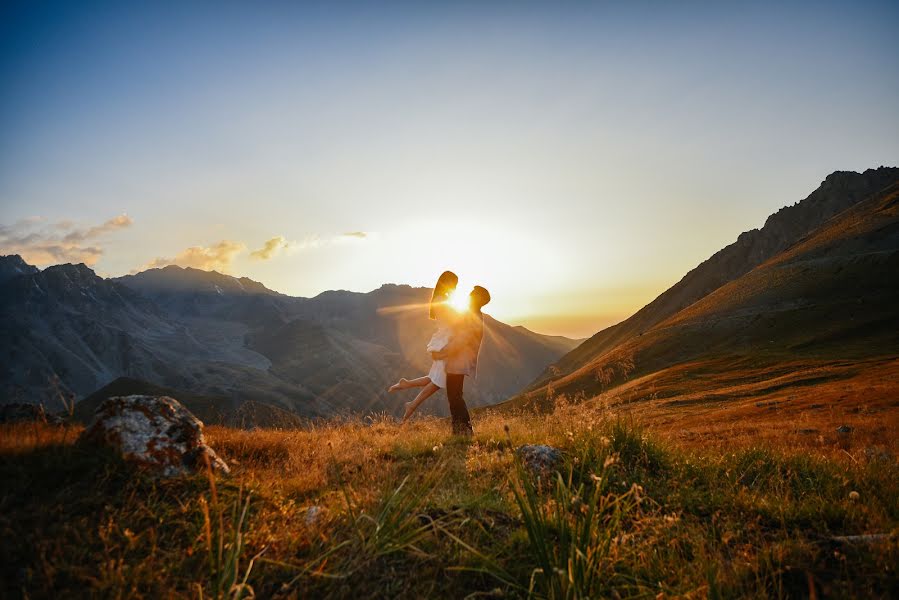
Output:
top-left (426, 325), bottom-right (451, 389)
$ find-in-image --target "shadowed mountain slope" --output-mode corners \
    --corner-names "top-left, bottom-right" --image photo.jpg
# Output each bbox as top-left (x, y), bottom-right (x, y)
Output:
top-left (1, 259), bottom-right (580, 420)
top-left (115, 269), bottom-right (582, 414)
top-left (75, 376), bottom-right (304, 428)
top-left (0, 263), bottom-right (203, 407)
top-left (74, 376), bottom-right (230, 425)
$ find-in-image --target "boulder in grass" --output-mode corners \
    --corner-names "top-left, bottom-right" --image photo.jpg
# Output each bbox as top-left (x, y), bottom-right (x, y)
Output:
top-left (78, 395), bottom-right (229, 477)
top-left (515, 444), bottom-right (563, 480)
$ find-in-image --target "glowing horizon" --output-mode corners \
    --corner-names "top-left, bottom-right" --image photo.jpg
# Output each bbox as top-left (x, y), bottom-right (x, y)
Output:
top-left (2, 1), bottom-right (898, 338)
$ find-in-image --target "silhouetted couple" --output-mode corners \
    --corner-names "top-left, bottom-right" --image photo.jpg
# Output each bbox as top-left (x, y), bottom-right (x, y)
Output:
top-left (389, 271), bottom-right (490, 436)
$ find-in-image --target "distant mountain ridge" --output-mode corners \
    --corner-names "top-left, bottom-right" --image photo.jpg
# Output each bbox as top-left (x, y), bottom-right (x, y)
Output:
top-left (118, 264), bottom-right (282, 296)
top-left (0, 258), bottom-right (580, 422)
top-left (507, 166), bottom-right (899, 410)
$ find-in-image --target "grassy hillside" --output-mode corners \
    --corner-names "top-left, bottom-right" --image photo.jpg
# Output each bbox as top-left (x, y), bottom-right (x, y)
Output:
top-left (526, 168), bottom-right (899, 394)
top-left (504, 179), bottom-right (899, 417)
top-left (2, 400), bottom-right (896, 598)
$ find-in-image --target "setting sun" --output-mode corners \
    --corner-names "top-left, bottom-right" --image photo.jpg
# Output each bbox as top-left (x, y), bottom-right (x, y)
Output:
top-left (447, 289), bottom-right (469, 312)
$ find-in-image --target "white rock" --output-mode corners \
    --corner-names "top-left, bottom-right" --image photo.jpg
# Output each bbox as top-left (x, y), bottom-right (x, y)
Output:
top-left (78, 395), bottom-right (229, 477)
top-left (516, 444), bottom-right (563, 479)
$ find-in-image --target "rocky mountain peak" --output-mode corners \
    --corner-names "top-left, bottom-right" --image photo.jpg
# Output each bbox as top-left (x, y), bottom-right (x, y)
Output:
top-left (657, 168), bottom-right (899, 318)
top-left (43, 262), bottom-right (99, 278)
top-left (38, 263), bottom-right (107, 294)
top-left (118, 264), bottom-right (280, 296)
top-left (0, 255), bottom-right (40, 285)
top-left (762, 167), bottom-right (899, 232)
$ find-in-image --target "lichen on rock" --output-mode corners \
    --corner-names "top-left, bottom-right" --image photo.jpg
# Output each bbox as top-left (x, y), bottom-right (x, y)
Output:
top-left (78, 395), bottom-right (229, 477)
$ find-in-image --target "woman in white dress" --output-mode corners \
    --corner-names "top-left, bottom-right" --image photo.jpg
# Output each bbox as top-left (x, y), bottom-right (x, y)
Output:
top-left (388, 270), bottom-right (459, 423)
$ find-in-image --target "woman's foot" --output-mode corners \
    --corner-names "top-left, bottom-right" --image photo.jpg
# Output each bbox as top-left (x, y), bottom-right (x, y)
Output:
top-left (401, 401), bottom-right (415, 424)
top-left (388, 378), bottom-right (410, 393)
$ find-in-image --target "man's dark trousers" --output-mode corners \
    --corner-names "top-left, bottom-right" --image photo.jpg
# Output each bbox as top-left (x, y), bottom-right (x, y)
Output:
top-left (445, 373), bottom-right (472, 435)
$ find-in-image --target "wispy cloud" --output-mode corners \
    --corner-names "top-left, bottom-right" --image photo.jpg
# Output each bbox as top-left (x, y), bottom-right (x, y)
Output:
top-left (131, 230), bottom-right (371, 273)
top-left (250, 231), bottom-right (370, 260)
top-left (139, 240), bottom-right (247, 273)
top-left (62, 214), bottom-right (133, 243)
top-left (322, 231), bottom-right (371, 247)
top-left (250, 235), bottom-right (290, 260)
top-left (0, 214), bottom-right (133, 267)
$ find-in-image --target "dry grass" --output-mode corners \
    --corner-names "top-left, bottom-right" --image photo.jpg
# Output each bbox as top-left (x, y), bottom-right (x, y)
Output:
top-left (506, 356), bottom-right (899, 456)
top-left (0, 421), bottom-right (84, 453)
top-left (593, 357), bottom-right (899, 456)
top-left (1, 397), bottom-right (897, 598)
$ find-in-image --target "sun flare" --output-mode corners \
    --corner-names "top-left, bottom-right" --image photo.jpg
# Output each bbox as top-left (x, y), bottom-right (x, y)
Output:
top-left (447, 289), bottom-right (469, 312)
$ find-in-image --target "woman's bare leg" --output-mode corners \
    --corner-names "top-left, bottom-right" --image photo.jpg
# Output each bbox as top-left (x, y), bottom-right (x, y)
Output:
top-left (388, 376), bottom-right (431, 393)
top-left (402, 382), bottom-right (440, 424)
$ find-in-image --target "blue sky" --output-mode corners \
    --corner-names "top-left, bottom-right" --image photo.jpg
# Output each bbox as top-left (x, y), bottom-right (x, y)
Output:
top-left (1, 0), bottom-right (897, 336)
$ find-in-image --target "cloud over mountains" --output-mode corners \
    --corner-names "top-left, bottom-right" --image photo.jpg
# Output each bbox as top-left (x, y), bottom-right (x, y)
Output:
top-left (250, 236), bottom-right (290, 260)
top-left (139, 232), bottom-right (370, 273)
top-left (0, 214), bottom-right (132, 266)
top-left (140, 240), bottom-right (247, 273)
top-left (1, 215), bottom-right (369, 276)
top-left (249, 232), bottom-right (369, 261)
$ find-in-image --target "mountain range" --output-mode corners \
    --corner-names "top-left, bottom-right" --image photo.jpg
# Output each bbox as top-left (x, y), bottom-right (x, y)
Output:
top-left (0, 256), bottom-right (581, 421)
top-left (3, 166), bottom-right (897, 428)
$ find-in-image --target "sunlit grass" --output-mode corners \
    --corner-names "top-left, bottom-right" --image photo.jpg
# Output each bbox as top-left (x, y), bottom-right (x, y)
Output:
top-left (1, 401), bottom-right (896, 598)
